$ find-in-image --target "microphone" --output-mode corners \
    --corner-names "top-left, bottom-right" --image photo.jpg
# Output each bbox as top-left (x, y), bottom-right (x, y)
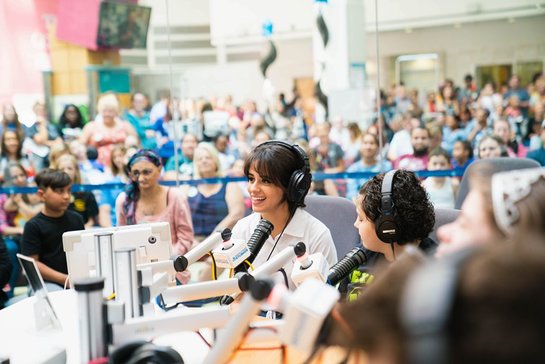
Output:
top-left (235, 219), bottom-right (274, 273)
top-left (220, 243), bottom-right (305, 306)
top-left (326, 247), bottom-right (367, 286)
top-left (173, 229), bottom-right (229, 272)
top-left (291, 243), bottom-right (329, 287)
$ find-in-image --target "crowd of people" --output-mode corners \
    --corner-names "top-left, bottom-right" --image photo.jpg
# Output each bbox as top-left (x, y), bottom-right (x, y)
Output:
top-left (0, 70), bottom-right (545, 361)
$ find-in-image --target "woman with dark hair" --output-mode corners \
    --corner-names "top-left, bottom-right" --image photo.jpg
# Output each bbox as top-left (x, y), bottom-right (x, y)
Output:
top-left (0, 130), bottom-right (34, 183)
top-left (230, 141), bottom-right (337, 289)
top-left (58, 104), bottom-right (85, 141)
top-left (0, 103), bottom-right (26, 141)
top-left (115, 149), bottom-right (194, 268)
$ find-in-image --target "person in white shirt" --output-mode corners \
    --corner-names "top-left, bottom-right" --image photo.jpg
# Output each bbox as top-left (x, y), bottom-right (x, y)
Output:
top-left (231, 140), bottom-right (338, 289)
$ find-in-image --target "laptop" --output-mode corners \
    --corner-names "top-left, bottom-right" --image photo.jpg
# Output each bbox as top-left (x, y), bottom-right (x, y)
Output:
top-left (16, 254), bottom-right (60, 327)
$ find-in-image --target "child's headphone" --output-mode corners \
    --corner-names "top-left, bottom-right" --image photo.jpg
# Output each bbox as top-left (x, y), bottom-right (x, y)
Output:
top-left (257, 140), bottom-right (312, 205)
top-left (375, 170), bottom-right (400, 244)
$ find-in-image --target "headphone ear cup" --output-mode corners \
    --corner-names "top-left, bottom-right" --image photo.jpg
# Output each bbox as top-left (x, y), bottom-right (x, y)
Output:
top-left (109, 341), bottom-right (149, 364)
top-left (375, 216), bottom-right (399, 244)
top-left (287, 170), bottom-right (311, 203)
top-left (125, 343), bottom-right (184, 364)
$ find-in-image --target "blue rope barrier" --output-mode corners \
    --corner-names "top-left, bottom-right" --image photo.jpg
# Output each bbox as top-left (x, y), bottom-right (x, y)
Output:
top-left (0, 169), bottom-right (466, 194)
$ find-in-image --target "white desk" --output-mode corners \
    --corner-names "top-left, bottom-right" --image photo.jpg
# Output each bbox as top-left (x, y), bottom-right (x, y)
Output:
top-left (0, 290), bottom-right (211, 364)
top-left (0, 291), bottom-right (362, 364)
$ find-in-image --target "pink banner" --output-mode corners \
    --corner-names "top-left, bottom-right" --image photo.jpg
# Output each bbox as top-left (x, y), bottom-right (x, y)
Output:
top-left (0, 0), bottom-right (52, 103)
top-left (55, 0), bottom-right (102, 50)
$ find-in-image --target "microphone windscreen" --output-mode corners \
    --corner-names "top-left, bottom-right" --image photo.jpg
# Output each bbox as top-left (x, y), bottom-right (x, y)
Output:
top-left (327, 248), bottom-right (367, 286)
top-left (247, 219), bottom-right (274, 258)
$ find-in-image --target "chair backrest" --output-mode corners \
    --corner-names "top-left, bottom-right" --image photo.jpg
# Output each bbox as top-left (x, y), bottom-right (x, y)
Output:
top-left (304, 195), bottom-right (361, 258)
top-left (455, 158), bottom-right (541, 209)
top-left (430, 208), bottom-right (460, 243)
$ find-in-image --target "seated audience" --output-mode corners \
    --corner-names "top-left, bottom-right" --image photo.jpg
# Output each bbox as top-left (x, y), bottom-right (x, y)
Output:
top-left (164, 133), bottom-right (198, 180)
top-left (124, 92), bottom-right (155, 150)
top-left (103, 144), bottom-right (129, 226)
top-left (24, 101), bottom-right (62, 171)
top-left (477, 134), bottom-right (506, 159)
top-left (493, 118), bottom-right (527, 158)
top-left (80, 94), bottom-right (137, 168)
top-left (422, 148), bottom-right (459, 209)
top-left (183, 143), bottom-right (245, 240)
top-left (0, 130), bottom-right (34, 183)
top-left (393, 127), bottom-right (430, 171)
top-left (58, 104), bottom-right (85, 142)
top-left (526, 120), bottom-right (545, 166)
top-left (451, 140), bottom-right (474, 171)
top-left (346, 133), bottom-right (392, 201)
top-left (0, 163), bottom-right (42, 297)
top-left (115, 150), bottom-right (194, 265)
top-left (54, 154), bottom-right (99, 228)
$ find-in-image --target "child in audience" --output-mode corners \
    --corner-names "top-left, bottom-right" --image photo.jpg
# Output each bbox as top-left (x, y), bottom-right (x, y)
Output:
top-left (21, 169), bottom-right (84, 289)
top-left (422, 148), bottom-right (459, 209)
top-left (477, 134), bottom-right (506, 159)
top-left (55, 154), bottom-right (99, 228)
top-left (451, 140), bottom-right (474, 170)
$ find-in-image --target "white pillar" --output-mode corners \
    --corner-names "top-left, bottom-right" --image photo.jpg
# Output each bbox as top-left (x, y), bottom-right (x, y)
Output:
top-left (313, 0), bottom-right (368, 124)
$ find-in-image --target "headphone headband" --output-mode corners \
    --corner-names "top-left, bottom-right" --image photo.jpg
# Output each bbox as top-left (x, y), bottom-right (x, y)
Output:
top-left (256, 140), bottom-right (312, 205)
top-left (375, 170), bottom-right (399, 244)
top-left (258, 140), bottom-right (310, 174)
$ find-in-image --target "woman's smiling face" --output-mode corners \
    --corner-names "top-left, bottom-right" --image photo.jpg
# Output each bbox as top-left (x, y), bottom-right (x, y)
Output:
top-left (247, 165), bottom-right (287, 216)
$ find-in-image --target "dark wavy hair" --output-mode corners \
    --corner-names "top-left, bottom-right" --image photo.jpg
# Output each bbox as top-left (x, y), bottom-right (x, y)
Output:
top-left (59, 104), bottom-right (84, 129)
top-left (359, 170), bottom-right (435, 244)
top-left (122, 149), bottom-right (162, 225)
top-left (243, 142), bottom-right (310, 213)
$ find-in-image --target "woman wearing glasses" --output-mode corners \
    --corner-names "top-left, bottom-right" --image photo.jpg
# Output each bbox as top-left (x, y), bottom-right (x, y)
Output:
top-left (115, 150), bottom-right (195, 267)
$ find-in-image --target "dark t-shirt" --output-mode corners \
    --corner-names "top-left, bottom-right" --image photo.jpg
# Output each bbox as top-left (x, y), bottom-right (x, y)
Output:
top-left (21, 211), bottom-right (84, 278)
top-left (339, 237), bottom-right (438, 300)
top-left (69, 191), bottom-right (99, 225)
top-left (0, 240), bottom-right (11, 307)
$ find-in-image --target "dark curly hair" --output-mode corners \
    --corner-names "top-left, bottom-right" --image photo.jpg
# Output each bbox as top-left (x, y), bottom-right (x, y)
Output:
top-left (359, 170), bottom-right (435, 244)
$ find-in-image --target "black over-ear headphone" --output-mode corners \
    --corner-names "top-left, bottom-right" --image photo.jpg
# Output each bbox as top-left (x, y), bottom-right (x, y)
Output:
top-left (257, 140), bottom-right (312, 205)
top-left (400, 248), bottom-right (475, 364)
top-left (109, 340), bottom-right (184, 364)
top-left (375, 170), bottom-right (400, 244)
